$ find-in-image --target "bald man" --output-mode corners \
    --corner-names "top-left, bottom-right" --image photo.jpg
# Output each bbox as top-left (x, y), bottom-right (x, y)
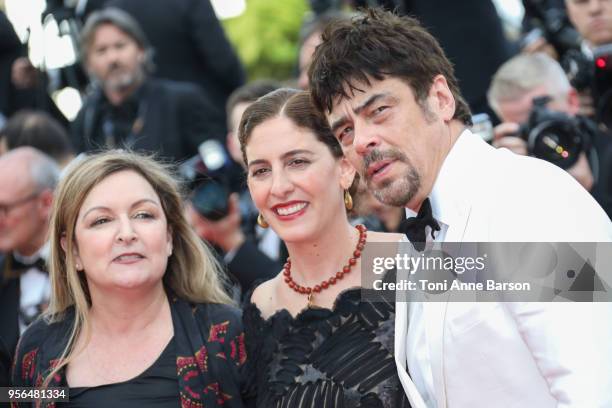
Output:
top-left (0, 147), bottom-right (59, 356)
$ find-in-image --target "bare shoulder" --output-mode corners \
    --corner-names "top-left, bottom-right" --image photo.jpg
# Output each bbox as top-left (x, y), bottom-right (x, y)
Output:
top-left (367, 230), bottom-right (405, 243)
top-left (250, 272), bottom-right (282, 318)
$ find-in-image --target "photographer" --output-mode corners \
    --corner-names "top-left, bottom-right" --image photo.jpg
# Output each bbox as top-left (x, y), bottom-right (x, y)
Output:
top-left (566, 0), bottom-right (612, 49)
top-left (181, 139), bottom-right (279, 301)
top-left (488, 52), bottom-right (612, 216)
top-left (71, 8), bottom-right (224, 162)
top-left (225, 81), bottom-right (287, 262)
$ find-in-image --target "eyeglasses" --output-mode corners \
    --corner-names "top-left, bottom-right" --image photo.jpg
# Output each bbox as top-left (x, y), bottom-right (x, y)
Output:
top-left (0, 191), bottom-right (41, 217)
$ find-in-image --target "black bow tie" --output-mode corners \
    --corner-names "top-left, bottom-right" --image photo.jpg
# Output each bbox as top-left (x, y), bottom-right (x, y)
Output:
top-left (400, 198), bottom-right (440, 251)
top-left (8, 253), bottom-right (47, 274)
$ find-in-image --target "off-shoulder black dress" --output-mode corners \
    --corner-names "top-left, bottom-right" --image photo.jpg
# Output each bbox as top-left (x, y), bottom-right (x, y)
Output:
top-left (243, 287), bottom-right (410, 408)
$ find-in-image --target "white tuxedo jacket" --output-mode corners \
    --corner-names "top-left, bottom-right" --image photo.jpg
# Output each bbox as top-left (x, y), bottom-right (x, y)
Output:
top-left (395, 131), bottom-right (612, 408)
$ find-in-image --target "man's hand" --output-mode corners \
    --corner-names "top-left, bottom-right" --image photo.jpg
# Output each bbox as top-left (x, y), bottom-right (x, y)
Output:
top-left (522, 37), bottom-right (559, 60)
top-left (567, 152), bottom-right (594, 191)
top-left (493, 122), bottom-right (528, 156)
top-left (493, 122), bottom-right (594, 191)
top-left (186, 193), bottom-right (245, 253)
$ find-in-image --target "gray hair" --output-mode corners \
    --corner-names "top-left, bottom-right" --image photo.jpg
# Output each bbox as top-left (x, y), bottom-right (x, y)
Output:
top-left (79, 7), bottom-right (154, 73)
top-left (30, 150), bottom-right (60, 192)
top-left (487, 52), bottom-right (571, 114)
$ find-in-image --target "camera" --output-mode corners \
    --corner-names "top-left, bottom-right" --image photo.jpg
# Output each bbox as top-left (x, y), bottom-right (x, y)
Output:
top-left (471, 113), bottom-right (494, 143)
top-left (521, 0), bottom-right (582, 60)
top-left (517, 96), bottom-right (595, 169)
top-left (179, 140), bottom-right (232, 221)
top-left (563, 45), bottom-right (612, 129)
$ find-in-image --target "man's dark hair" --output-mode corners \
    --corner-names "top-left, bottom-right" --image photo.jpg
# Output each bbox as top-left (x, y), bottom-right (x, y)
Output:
top-left (225, 79), bottom-right (282, 130)
top-left (308, 8), bottom-right (472, 125)
top-left (80, 7), bottom-right (154, 72)
top-left (0, 110), bottom-right (74, 163)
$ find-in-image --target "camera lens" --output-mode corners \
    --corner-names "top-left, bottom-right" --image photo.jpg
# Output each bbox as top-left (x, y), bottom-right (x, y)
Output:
top-left (191, 181), bottom-right (230, 221)
top-left (526, 120), bottom-right (582, 169)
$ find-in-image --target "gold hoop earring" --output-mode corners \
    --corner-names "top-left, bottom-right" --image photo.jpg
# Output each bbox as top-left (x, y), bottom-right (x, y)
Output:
top-left (344, 190), bottom-right (353, 211)
top-left (257, 213), bottom-right (269, 228)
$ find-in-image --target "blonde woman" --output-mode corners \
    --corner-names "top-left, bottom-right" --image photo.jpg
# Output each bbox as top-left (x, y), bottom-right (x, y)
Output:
top-left (11, 151), bottom-right (250, 407)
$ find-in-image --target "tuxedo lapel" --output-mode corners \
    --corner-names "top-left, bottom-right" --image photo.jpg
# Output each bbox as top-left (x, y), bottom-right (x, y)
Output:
top-left (423, 300), bottom-right (449, 408)
top-left (394, 298), bottom-right (428, 408)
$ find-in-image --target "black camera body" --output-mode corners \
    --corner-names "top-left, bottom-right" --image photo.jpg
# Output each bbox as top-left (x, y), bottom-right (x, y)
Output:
top-left (563, 45), bottom-right (612, 129)
top-left (518, 96), bottom-right (595, 169)
top-left (522, 0), bottom-right (582, 60)
top-left (179, 140), bottom-right (232, 221)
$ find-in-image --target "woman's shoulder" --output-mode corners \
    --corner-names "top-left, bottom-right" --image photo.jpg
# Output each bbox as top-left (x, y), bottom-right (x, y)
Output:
top-left (181, 301), bottom-right (244, 339)
top-left (246, 275), bottom-right (281, 320)
top-left (12, 311), bottom-right (74, 384)
top-left (17, 310), bottom-right (74, 353)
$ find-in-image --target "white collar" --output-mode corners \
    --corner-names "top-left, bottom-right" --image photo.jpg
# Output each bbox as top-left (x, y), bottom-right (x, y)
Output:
top-left (405, 128), bottom-right (479, 227)
top-left (13, 242), bottom-right (50, 264)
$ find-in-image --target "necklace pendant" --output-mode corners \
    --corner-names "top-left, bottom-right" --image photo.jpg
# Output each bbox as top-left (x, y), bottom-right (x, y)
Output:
top-left (307, 292), bottom-right (313, 308)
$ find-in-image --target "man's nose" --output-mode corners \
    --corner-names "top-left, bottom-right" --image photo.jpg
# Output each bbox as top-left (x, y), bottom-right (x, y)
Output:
top-left (588, 0), bottom-right (604, 14)
top-left (354, 123), bottom-right (380, 156)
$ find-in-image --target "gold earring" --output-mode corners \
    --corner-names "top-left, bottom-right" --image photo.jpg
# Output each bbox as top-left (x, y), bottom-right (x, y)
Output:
top-left (257, 213), bottom-right (269, 228)
top-left (344, 190), bottom-right (353, 211)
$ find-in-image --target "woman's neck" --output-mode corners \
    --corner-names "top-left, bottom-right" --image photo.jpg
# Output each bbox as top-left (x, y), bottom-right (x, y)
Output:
top-left (284, 220), bottom-right (359, 288)
top-left (88, 283), bottom-right (169, 336)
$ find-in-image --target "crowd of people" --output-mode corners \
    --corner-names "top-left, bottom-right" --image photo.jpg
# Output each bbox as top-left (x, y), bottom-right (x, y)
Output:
top-left (1, 0), bottom-right (612, 407)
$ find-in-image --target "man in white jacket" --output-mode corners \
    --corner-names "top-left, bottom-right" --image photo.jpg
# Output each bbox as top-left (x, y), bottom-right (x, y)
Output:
top-left (308, 8), bottom-right (612, 408)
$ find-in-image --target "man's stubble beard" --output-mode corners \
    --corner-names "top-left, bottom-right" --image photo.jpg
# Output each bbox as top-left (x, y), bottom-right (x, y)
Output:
top-left (363, 148), bottom-right (421, 207)
top-left (94, 63), bottom-right (145, 95)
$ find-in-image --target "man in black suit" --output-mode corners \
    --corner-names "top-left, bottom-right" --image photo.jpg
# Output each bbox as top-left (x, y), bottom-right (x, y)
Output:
top-left (0, 148), bottom-right (59, 358)
top-left (71, 8), bottom-right (225, 162)
top-left (106, 0), bottom-right (246, 135)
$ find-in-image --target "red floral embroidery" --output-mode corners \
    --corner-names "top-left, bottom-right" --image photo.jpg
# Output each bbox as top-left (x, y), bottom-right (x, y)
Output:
top-left (203, 382), bottom-right (232, 405)
top-left (180, 393), bottom-right (203, 408)
top-left (177, 355), bottom-right (196, 371)
top-left (229, 333), bottom-right (247, 365)
top-left (21, 349), bottom-right (38, 380)
top-left (195, 345), bottom-right (208, 372)
top-left (208, 321), bottom-right (229, 343)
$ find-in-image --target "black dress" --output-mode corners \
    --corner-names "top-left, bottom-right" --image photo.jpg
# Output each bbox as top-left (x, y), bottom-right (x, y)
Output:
top-left (243, 287), bottom-right (410, 408)
top-left (67, 337), bottom-right (179, 407)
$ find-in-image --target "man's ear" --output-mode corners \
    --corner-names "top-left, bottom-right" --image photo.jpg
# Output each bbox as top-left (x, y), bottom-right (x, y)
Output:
top-left (339, 157), bottom-right (357, 190)
top-left (429, 74), bottom-right (456, 122)
top-left (38, 189), bottom-right (54, 216)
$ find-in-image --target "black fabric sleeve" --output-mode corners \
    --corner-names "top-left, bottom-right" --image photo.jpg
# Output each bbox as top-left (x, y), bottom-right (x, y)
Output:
top-left (186, 0), bottom-right (245, 92)
top-left (177, 84), bottom-right (226, 156)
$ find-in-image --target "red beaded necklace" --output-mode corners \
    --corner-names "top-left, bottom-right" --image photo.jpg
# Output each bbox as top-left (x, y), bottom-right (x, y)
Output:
top-left (282, 224), bottom-right (367, 307)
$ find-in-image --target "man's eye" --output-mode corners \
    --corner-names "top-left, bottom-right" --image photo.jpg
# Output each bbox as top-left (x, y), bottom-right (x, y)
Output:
top-left (339, 127), bottom-right (352, 139)
top-left (372, 105), bottom-right (391, 118)
top-left (338, 127), bottom-right (354, 145)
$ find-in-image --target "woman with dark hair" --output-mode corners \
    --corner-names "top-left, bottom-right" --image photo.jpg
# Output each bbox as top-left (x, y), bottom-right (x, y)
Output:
top-left (239, 88), bottom-right (411, 407)
top-left (11, 151), bottom-right (250, 407)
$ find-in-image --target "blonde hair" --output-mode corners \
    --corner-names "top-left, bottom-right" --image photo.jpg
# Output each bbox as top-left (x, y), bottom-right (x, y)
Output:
top-left (43, 150), bottom-right (231, 385)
